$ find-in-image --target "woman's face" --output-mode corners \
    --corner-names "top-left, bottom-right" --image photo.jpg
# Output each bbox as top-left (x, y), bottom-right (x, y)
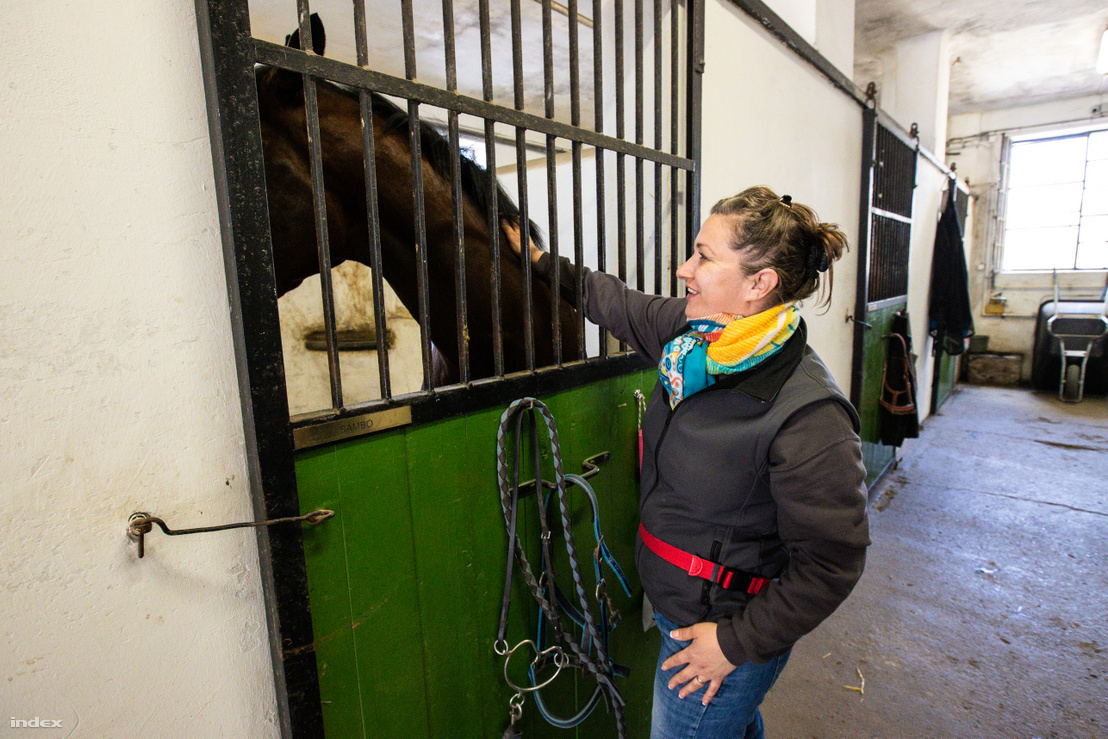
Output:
top-left (676, 214), bottom-right (774, 319)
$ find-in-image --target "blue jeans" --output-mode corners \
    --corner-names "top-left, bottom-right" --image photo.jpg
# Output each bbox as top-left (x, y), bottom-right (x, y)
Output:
top-left (651, 611), bottom-right (790, 739)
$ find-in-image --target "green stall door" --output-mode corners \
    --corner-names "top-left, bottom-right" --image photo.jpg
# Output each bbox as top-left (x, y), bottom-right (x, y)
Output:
top-left (294, 370), bottom-right (663, 738)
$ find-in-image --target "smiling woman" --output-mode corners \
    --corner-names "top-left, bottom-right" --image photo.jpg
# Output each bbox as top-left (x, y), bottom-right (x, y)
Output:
top-left (506, 186), bottom-right (868, 739)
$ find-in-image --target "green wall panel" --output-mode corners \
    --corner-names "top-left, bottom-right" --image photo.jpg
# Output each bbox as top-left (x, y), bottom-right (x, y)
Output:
top-left (857, 302), bottom-right (904, 488)
top-left (934, 350), bottom-right (957, 411)
top-left (296, 369), bottom-right (664, 738)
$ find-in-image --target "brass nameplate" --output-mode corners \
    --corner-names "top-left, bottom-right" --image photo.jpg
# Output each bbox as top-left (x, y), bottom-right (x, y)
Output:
top-left (293, 406), bottom-right (413, 450)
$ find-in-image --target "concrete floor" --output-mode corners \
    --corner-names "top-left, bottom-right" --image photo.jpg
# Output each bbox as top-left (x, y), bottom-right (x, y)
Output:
top-left (761, 385), bottom-right (1108, 739)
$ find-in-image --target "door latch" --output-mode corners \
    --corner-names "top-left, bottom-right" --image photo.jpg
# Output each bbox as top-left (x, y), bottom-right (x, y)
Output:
top-left (127, 509), bottom-right (334, 558)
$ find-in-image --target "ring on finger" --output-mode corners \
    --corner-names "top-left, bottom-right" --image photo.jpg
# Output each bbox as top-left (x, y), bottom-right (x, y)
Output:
top-left (694, 676), bottom-right (706, 684)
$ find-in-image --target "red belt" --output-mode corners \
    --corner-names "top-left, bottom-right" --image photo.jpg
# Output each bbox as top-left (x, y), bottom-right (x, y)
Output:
top-left (638, 522), bottom-right (771, 595)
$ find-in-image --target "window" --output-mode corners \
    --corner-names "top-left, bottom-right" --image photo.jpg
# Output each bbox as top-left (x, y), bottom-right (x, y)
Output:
top-left (1001, 128), bottom-right (1108, 271)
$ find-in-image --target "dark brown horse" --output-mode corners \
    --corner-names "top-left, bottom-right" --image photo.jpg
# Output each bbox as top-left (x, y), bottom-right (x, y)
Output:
top-left (256, 17), bottom-right (578, 387)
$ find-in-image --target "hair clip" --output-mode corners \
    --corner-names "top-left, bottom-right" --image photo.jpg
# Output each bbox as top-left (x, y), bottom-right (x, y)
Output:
top-left (779, 194), bottom-right (793, 206)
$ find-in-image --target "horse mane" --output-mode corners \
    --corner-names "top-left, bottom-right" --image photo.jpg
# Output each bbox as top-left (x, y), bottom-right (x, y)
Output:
top-left (283, 13), bottom-right (546, 252)
top-left (366, 93), bottom-right (547, 251)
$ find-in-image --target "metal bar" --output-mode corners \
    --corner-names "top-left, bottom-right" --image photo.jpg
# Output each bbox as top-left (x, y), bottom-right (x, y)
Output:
top-left (511, 0), bottom-right (536, 370)
top-left (571, 142), bottom-right (586, 357)
top-left (614, 0), bottom-right (627, 301)
top-left (401, 0), bottom-right (435, 390)
top-left (354, 0), bottom-right (392, 401)
top-left (592, 0), bottom-right (609, 356)
top-left (569, 0), bottom-right (586, 357)
top-left (442, 0), bottom-right (470, 384)
top-left (653, 0), bottom-right (663, 294)
top-left (871, 206), bottom-right (914, 225)
top-left (542, 0), bottom-right (562, 365)
top-left (478, 0), bottom-right (505, 376)
top-left (193, 0), bottom-right (322, 735)
top-left (686, 0), bottom-right (704, 256)
top-left (634, 0), bottom-right (644, 292)
top-left (297, 4), bottom-right (343, 410)
top-left (547, 137), bottom-right (562, 365)
top-left (636, 157), bottom-right (645, 292)
top-left (670, 0), bottom-right (679, 296)
top-left (253, 41), bottom-right (695, 170)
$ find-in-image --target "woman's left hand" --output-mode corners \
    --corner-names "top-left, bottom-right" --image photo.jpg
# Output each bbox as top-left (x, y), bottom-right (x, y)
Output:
top-left (662, 622), bottom-right (736, 705)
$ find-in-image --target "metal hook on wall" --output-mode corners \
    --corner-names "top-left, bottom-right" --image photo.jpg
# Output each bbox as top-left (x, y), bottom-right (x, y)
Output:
top-left (127, 509), bottom-right (334, 559)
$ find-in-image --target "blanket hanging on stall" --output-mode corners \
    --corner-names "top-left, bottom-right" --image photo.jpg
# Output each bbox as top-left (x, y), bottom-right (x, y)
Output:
top-left (927, 183), bottom-right (975, 356)
top-left (880, 311), bottom-right (920, 448)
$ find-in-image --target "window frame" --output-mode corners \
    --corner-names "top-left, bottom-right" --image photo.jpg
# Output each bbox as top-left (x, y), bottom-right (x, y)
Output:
top-left (997, 125), bottom-right (1108, 273)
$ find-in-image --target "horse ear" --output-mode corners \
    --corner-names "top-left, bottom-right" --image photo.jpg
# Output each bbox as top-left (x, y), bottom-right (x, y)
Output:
top-left (285, 13), bottom-right (326, 56)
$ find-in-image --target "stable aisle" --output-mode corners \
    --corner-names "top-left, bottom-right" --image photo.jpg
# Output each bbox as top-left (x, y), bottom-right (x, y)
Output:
top-left (761, 385), bottom-right (1108, 739)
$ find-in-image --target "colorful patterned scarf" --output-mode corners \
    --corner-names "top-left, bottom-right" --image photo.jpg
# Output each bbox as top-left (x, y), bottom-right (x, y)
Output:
top-left (659, 303), bottom-right (799, 408)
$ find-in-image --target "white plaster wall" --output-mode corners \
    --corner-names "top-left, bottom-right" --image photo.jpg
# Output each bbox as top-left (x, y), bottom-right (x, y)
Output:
top-left (701, 0), bottom-right (864, 391)
top-left (815, 0), bottom-right (855, 75)
top-left (947, 95), bottom-right (1108, 380)
top-left (866, 31), bottom-right (951, 157)
top-left (904, 163), bottom-right (953, 415)
top-left (0, 1), bottom-right (278, 736)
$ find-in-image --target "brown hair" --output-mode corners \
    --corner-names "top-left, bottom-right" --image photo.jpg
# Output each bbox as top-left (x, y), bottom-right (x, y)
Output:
top-left (709, 186), bottom-right (849, 310)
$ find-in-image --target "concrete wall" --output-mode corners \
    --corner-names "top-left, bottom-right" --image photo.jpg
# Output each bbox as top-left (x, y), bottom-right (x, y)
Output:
top-left (0, 1), bottom-right (278, 736)
top-left (947, 95), bottom-right (1108, 380)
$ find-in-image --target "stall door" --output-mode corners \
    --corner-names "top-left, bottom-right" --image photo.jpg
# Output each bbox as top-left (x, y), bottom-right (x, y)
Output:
top-left (851, 110), bottom-right (917, 487)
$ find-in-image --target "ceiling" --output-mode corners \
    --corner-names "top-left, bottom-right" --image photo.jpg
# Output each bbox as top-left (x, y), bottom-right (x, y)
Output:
top-left (251, 1), bottom-right (1108, 120)
top-left (854, 0), bottom-right (1108, 115)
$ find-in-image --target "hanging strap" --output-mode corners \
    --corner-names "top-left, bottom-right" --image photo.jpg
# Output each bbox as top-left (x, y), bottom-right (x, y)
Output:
top-left (495, 398), bottom-right (627, 739)
top-left (639, 522), bottom-right (771, 595)
top-left (880, 332), bottom-right (917, 414)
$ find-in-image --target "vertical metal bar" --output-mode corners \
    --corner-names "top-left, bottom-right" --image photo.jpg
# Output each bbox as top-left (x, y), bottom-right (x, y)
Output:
top-left (569, 0), bottom-right (586, 358)
top-left (653, 0), bottom-right (662, 295)
top-left (401, 0), bottom-right (435, 390)
top-left (615, 0), bottom-right (627, 301)
top-left (669, 0), bottom-right (679, 296)
top-left (511, 0), bottom-right (536, 370)
top-left (354, 0), bottom-right (392, 401)
top-left (634, 0), bottom-right (644, 293)
top-left (686, 0), bottom-right (704, 255)
top-left (542, 0), bottom-right (563, 365)
top-left (477, 0), bottom-right (504, 377)
top-left (592, 0), bottom-right (609, 356)
top-left (194, 0), bottom-right (322, 734)
top-left (443, 0), bottom-right (470, 384)
top-left (296, 2), bottom-right (343, 410)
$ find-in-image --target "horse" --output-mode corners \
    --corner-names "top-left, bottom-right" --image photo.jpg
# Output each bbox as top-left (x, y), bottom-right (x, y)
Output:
top-left (256, 15), bottom-right (580, 388)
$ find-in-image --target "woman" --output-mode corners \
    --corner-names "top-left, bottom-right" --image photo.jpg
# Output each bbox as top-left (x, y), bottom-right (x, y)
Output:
top-left (506, 186), bottom-right (869, 739)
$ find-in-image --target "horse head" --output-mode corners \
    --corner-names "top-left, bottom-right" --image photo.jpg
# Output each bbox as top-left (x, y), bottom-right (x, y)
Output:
top-left (257, 15), bottom-right (580, 386)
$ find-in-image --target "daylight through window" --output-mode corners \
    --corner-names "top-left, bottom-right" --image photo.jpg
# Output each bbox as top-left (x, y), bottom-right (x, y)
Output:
top-left (1001, 128), bottom-right (1108, 271)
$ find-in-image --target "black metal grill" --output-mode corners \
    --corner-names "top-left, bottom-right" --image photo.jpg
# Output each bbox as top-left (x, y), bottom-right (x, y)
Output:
top-left (873, 123), bottom-right (916, 218)
top-left (866, 123), bottom-right (916, 302)
top-left (243, 0), bottom-right (700, 421)
top-left (866, 214), bottom-right (911, 303)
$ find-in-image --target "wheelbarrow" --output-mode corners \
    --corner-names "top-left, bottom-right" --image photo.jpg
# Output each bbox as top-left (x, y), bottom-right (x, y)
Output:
top-left (1045, 270), bottom-right (1108, 402)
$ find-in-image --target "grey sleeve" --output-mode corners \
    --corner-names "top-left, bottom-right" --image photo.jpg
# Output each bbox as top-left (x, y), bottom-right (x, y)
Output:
top-left (715, 399), bottom-right (870, 666)
top-left (534, 252), bottom-right (688, 362)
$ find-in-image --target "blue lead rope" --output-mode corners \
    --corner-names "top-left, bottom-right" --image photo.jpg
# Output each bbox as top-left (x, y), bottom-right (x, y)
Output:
top-left (495, 398), bottom-right (629, 739)
top-left (531, 474), bottom-right (632, 728)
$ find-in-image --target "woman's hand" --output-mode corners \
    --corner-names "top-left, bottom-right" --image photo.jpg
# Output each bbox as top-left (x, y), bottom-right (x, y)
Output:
top-left (661, 622), bottom-right (737, 705)
top-left (501, 220), bottom-right (544, 264)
